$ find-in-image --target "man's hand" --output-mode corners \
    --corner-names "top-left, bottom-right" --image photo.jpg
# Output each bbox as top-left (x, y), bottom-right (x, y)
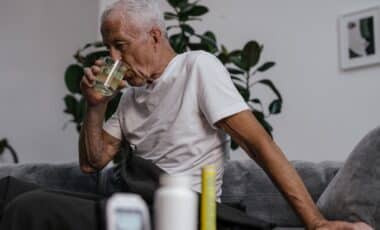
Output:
top-left (312, 219), bottom-right (373, 230)
top-left (78, 58), bottom-right (125, 173)
top-left (80, 59), bottom-right (127, 107)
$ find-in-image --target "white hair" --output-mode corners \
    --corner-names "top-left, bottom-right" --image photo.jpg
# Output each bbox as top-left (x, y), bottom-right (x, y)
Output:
top-left (101, 0), bottom-right (166, 33)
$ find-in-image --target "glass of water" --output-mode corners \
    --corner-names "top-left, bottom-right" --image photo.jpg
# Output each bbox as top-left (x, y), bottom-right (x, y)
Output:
top-left (94, 57), bottom-right (127, 96)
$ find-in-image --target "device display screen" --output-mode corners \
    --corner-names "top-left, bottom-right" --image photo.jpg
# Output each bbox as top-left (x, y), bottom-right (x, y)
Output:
top-left (115, 208), bottom-right (143, 230)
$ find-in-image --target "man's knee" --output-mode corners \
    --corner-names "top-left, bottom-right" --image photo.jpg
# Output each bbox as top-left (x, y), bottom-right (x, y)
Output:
top-left (1, 190), bottom-right (66, 229)
top-left (0, 176), bottom-right (41, 202)
top-left (1, 186), bottom-right (100, 230)
top-left (4, 190), bottom-right (50, 216)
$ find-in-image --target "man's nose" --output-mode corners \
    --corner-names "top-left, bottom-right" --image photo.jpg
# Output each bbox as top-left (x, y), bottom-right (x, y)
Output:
top-left (109, 47), bottom-right (121, 60)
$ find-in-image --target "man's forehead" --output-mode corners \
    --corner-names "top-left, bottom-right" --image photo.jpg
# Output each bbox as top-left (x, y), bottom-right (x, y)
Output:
top-left (101, 13), bottom-right (140, 40)
top-left (101, 13), bottom-right (124, 34)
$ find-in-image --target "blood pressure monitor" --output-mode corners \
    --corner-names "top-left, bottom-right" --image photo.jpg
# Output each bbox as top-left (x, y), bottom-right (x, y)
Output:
top-left (106, 193), bottom-right (151, 230)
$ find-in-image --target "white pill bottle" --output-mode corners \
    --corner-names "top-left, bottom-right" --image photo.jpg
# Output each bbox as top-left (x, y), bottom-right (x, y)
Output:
top-left (154, 174), bottom-right (198, 230)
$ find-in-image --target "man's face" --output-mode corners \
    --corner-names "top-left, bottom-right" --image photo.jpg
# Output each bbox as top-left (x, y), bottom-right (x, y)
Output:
top-left (101, 14), bottom-right (155, 87)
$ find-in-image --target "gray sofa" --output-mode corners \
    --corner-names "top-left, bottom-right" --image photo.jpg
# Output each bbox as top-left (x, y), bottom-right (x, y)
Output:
top-left (1, 126), bottom-right (380, 229)
top-left (0, 160), bottom-right (341, 229)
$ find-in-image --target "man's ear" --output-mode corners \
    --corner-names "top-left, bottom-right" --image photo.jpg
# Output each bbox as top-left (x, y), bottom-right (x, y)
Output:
top-left (149, 26), bottom-right (163, 46)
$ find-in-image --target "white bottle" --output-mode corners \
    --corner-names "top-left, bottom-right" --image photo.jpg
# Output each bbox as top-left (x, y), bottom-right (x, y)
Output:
top-left (154, 174), bottom-right (198, 230)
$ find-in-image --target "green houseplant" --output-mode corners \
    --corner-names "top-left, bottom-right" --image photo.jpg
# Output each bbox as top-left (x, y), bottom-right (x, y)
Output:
top-left (64, 0), bottom-right (282, 150)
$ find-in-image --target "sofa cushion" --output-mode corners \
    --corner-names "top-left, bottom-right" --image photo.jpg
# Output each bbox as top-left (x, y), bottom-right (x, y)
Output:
top-left (0, 163), bottom-right (98, 193)
top-left (221, 160), bottom-right (342, 227)
top-left (317, 126), bottom-right (380, 228)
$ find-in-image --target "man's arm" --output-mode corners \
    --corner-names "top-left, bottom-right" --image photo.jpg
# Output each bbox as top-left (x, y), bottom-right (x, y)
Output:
top-left (216, 110), bottom-right (371, 230)
top-left (78, 62), bottom-right (125, 174)
top-left (79, 104), bottom-right (121, 173)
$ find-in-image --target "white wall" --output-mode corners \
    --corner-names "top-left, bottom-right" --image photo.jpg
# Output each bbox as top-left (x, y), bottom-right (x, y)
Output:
top-left (1, 0), bottom-right (380, 164)
top-left (0, 0), bottom-right (99, 163)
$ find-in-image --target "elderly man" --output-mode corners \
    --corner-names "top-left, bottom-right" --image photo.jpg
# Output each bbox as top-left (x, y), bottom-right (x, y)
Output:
top-left (0, 0), bottom-right (374, 229)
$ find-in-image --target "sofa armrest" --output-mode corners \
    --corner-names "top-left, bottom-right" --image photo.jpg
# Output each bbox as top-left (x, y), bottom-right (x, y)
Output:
top-left (221, 160), bottom-right (343, 227)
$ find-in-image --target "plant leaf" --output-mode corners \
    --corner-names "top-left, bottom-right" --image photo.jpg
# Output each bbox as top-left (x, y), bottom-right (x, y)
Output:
top-left (230, 139), bottom-right (239, 150)
top-left (164, 12), bottom-right (178, 20)
top-left (168, 0), bottom-right (188, 8)
top-left (217, 45), bottom-right (229, 64)
top-left (64, 64), bottom-right (83, 94)
top-left (178, 11), bottom-right (190, 21)
top-left (217, 52), bottom-right (229, 65)
top-left (64, 95), bottom-right (78, 116)
top-left (84, 50), bottom-right (109, 67)
top-left (186, 17), bottom-right (202, 22)
top-left (166, 25), bottom-right (179, 31)
top-left (231, 75), bottom-right (246, 85)
top-left (83, 43), bottom-right (92, 49)
top-left (229, 50), bottom-right (247, 70)
top-left (93, 41), bottom-right (105, 48)
top-left (221, 45), bottom-right (228, 54)
top-left (179, 2), bottom-right (199, 15)
top-left (242, 40), bottom-right (261, 70)
top-left (227, 68), bottom-right (245, 75)
top-left (234, 84), bottom-right (249, 101)
top-left (169, 33), bottom-right (189, 53)
top-left (269, 99), bottom-right (282, 114)
top-left (200, 31), bottom-right (218, 53)
top-left (180, 24), bottom-right (195, 35)
top-left (80, 41), bottom-right (104, 49)
top-left (188, 42), bottom-right (208, 51)
top-left (0, 139), bottom-right (6, 153)
top-left (256, 79), bottom-right (283, 100)
top-left (257, 62), bottom-right (275, 72)
top-left (187, 5), bottom-right (208, 16)
top-left (250, 98), bottom-right (262, 104)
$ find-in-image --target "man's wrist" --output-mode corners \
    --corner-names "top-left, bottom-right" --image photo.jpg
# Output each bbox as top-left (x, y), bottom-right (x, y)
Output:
top-left (83, 101), bottom-right (108, 128)
top-left (308, 217), bottom-right (327, 230)
top-left (86, 101), bottom-right (108, 111)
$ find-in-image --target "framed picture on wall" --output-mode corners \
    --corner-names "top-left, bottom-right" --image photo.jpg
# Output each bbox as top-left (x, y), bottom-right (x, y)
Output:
top-left (338, 6), bottom-right (380, 70)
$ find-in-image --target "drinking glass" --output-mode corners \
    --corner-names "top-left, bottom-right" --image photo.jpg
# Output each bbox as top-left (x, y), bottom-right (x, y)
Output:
top-left (94, 57), bottom-right (127, 96)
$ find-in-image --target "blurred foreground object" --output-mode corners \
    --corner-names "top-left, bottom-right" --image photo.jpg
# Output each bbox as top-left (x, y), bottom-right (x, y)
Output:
top-left (154, 174), bottom-right (197, 230)
top-left (201, 165), bottom-right (216, 230)
top-left (106, 193), bottom-right (151, 230)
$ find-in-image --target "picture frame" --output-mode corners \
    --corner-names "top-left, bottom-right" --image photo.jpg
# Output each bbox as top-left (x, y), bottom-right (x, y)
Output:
top-left (338, 6), bottom-right (380, 70)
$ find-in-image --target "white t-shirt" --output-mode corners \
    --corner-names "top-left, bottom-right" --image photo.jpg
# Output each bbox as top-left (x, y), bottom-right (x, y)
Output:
top-left (104, 50), bottom-right (249, 198)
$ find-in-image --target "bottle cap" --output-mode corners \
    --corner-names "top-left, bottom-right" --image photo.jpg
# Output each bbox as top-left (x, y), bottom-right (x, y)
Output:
top-left (160, 174), bottom-right (192, 188)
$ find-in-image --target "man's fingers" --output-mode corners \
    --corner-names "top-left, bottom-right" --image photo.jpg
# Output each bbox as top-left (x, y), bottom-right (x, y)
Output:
top-left (83, 68), bottom-right (96, 82)
top-left (117, 80), bottom-right (127, 90)
top-left (81, 75), bottom-right (94, 89)
top-left (314, 220), bottom-right (374, 230)
top-left (338, 222), bottom-right (373, 230)
top-left (95, 59), bottom-right (104, 66)
top-left (353, 222), bottom-right (374, 230)
top-left (91, 65), bottom-right (101, 75)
